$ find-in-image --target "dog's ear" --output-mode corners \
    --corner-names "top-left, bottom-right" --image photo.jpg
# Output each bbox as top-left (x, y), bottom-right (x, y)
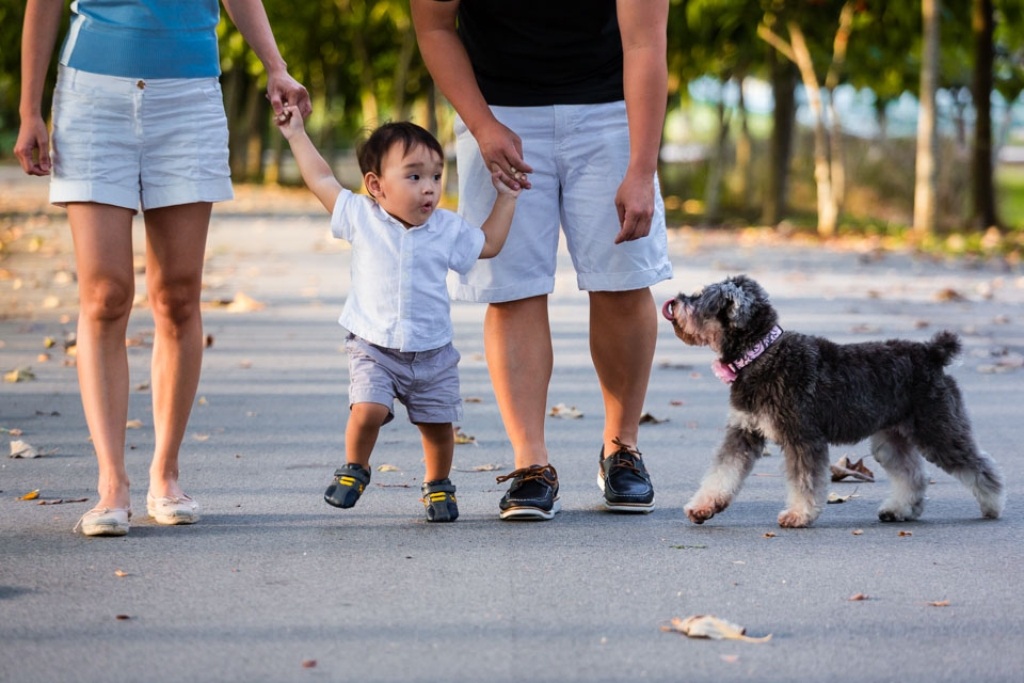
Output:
top-left (720, 277), bottom-right (757, 328)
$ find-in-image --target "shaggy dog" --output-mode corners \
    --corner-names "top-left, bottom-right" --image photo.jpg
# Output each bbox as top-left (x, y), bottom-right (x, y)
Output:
top-left (662, 275), bottom-right (1004, 528)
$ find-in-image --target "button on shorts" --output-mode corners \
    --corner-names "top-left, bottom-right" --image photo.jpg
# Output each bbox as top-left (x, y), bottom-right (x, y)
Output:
top-left (49, 65), bottom-right (233, 212)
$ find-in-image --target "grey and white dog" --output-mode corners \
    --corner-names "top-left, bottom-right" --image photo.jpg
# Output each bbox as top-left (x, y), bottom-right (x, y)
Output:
top-left (662, 275), bottom-right (1004, 528)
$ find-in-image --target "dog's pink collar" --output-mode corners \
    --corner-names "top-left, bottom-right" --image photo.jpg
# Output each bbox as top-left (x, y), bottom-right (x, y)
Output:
top-left (713, 325), bottom-right (784, 384)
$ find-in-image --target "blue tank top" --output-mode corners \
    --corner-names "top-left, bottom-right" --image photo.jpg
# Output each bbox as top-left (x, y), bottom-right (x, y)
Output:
top-left (59, 0), bottom-right (221, 79)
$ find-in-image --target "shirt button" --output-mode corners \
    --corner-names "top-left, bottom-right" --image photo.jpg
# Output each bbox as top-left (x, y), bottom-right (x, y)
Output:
top-left (136, 80), bottom-right (146, 89)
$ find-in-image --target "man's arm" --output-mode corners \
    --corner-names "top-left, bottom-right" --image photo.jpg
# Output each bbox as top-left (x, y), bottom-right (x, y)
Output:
top-left (614, 0), bottom-right (669, 243)
top-left (410, 0), bottom-right (531, 189)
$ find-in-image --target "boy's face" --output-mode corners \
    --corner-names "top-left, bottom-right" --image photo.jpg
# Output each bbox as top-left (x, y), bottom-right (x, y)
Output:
top-left (366, 143), bottom-right (444, 228)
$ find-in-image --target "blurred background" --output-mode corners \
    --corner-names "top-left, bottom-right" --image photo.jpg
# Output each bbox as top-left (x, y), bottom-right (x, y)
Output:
top-left (1, 0), bottom-right (1022, 257)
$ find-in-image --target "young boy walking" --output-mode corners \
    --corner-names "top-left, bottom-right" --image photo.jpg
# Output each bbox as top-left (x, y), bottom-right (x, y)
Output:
top-left (275, 107), bottom-right (521, 522)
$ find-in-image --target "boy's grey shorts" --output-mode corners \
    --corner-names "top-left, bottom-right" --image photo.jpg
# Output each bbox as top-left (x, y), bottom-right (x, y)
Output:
top-left (345, 334), bottom-right (463, 425)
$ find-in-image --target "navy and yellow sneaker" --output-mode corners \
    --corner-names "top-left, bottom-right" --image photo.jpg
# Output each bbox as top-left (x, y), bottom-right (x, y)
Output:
top-left (598, 438), bottom-right (655, 513)
top-left (421, 478), bottom-right (459, 523)
top-left (496, 464), bottom-right (560, 520)
top-left (324, 463), bottom-right (371, 508)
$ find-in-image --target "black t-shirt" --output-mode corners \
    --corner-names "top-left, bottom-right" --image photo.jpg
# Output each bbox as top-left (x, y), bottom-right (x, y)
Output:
top-left (452, 0), bottom-right (624, 106)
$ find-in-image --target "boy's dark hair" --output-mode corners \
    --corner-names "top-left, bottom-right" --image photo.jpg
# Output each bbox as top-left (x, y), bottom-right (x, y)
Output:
top-left (356, 121), bottom-right (444, 177)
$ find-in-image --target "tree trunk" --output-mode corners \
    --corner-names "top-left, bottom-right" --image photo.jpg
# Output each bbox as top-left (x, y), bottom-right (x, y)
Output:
top-left (703, 91), bottom-right (730, 225)
top-left (733, 75), bottom-right (754, 213)
top-left (762, 51), bottom-right (796, 226)
top-left (971, 0), bottom-right (999, 230)
top-left (913, 0), bottom-right (940, 236)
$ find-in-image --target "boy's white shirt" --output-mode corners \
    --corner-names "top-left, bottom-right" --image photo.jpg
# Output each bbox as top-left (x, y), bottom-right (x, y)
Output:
top-left (331, 187), bottom-right (486, 352)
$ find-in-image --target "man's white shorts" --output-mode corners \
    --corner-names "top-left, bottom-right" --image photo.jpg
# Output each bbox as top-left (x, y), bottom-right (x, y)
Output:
top-left (50, 66), bottom-right (233, 212)
top-left (452, 101), bottom-right (672, 303)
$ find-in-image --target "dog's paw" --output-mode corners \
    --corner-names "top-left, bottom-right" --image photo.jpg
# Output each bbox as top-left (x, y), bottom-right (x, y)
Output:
top-left (777, 508), bottom-right (815, 528)
top-left (878, 498), bottom-right (924, 523)
top-left (684, 494), bottom-right (729, 524)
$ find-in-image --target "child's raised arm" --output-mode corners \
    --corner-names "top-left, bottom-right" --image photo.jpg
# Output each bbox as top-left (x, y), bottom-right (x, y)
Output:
top-left (478, 163), bottom-right (523, 259)
top-left (275, 106), bottom-right (343, 213)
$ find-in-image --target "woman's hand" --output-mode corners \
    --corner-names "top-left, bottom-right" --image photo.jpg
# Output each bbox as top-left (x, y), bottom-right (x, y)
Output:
top-left (13, 115), bottom-right (51, 176)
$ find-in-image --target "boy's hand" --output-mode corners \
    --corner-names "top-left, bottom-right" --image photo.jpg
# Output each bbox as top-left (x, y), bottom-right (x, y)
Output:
top-left (489, 163), bottom-right (523, 198)
top-left (274, 105), bottom-right (306, 140)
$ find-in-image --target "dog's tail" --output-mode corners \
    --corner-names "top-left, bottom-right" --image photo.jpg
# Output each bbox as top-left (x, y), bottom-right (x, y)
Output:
top-left (927, 331), bottom-right (961, 366)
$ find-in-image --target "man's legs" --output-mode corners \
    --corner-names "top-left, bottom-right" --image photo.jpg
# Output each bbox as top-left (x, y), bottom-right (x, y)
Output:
top-left (590, 287), bottom-right (657, 456)
top-left (484, 295), bottom-right (552, 469)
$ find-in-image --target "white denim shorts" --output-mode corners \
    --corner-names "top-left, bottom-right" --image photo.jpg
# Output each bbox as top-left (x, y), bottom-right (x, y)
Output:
top-left (345, 334), bottom-right (463, 425)
top-left (50, 65), bottom-right (233, 212)
top-left (453, 101), bottom-right (672, 302)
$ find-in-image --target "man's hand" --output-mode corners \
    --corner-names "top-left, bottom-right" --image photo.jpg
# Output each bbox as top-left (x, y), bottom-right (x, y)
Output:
top-left (475, 119), bottom-right (532, 191)
top-left (613, 169), bottom-right (656, 244)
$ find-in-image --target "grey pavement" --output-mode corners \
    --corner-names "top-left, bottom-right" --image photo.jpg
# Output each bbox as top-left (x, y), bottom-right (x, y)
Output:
top-left (2, 166), bottom-right (1023, 682)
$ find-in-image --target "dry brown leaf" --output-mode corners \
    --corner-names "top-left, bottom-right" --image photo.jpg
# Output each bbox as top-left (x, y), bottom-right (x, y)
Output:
top-left (898, 530), bottom-right (913, 537)
top-left (848, 593), bottom-right (870, 601)
top-left (661, 615), bottom-right (771, 643)
top-left (125, 419), bottom-right (143, 429)
top-left (37, 497), bottom-right (88, 506)
top-left (453, 426), bottom-right (477, 445)
top-left (114, 570), bottom-right (129, 578)
top-left (1, 427), bottom-right (24, 437)
top-left (301, 660), bottom-right (317, 669)
top-left (10, 440), bottom-right (39, 459)
top-left (4, 367), bottom-right (36, 383)
top-left (549, 403), bottom-right (583, 419)
top-left (935, 288), bottom-right (967, 302)
top-left (852, 529), bottom-right (864, 536)
top-left (639, 412), bottom-right (668, 425)
top-left (377, 464), bottom-right (400, 472)
top-left (830, 456), bottom-right (874, 482)
top-left (464, 396), bottom-right (483, 404)
top-left (18, 489), bottom-right (40, 501)
top-left (763, 532), bottom-right (776, 538)
top-left (927, 600), bottom-right (951, 607)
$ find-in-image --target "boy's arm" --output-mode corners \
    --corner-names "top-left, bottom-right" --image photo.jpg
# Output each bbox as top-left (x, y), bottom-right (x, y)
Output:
top-left (276, 107), bottom-right (342, 213)
top-left (478, 169), bottom-right (521, 259)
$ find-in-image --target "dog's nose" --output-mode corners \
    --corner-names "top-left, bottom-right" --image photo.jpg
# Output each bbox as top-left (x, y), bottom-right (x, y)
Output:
top-left (661, 299), bottom-right (676, 321)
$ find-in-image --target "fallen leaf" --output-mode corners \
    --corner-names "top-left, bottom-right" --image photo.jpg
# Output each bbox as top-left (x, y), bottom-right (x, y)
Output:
top-left (115, 614), bottom-right (131, 621)
top-left (661, 615), bottom-right (771, 643)
top-left (464, 396), bottom-right (483, 404)
top-left (639, 412), bottom-right (668, 425)
top-left (453, 426), bottom-right (477, 445)
top-left (125, 419), bottom-right (143, 429)
top-left (549, 403), bottom-right (583, 419)
top-left (225, 291), bottom-right (265, 313)
top-left (377, 464), bottom-right (400, 472)
top-left (1, 427), bottom-right (24, 436)
top-left (827, 487), bottom-right (860, 504)
top-left (114, 570), bottom-right (129, 578)
top-left (830, 456), bottom-right (874, 482)
top-left (935, 288), bottom-right (967, 302)
top-left (669, 399), bottom-right (685, 406)
top-left (301, 660), bottom-right (317, 669)
top-left (763, 532), bottom-right (776, 538)
top-left (18, 489), bottom-right (40, 501)
top-left (898, 530), bottom-right (913, 537)
top-left (470, 463), bottom-right (502, 472)
top-left (851, 529), bottom-right (864, 536)
top-left (848, 593), bottom-right (870, 601)
top-left (37, 498), bottom-right (88, 506)
top-left (9, 440), bottom-right (39, 459)
top-left (927, 600), bottom-right (951, 607)
top-left (43, 337), bottom-right (57, 349)
top-left (4, 367), bottom-right (36, 383)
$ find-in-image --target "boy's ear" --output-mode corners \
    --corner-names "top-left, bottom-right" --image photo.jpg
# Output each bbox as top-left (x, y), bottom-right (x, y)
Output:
top-left (364, 172), bottom-right (382, 198)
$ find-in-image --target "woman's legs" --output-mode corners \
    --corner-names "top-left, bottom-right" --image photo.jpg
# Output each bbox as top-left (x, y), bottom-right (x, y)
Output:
top-left (68, 203), bottom-right (137, 511)
top-left (143, 202), bottom-right (212, 499)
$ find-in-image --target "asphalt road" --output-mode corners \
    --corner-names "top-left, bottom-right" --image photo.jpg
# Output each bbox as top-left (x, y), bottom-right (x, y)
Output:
top-left (2, 168), bottom-right (1023, 682)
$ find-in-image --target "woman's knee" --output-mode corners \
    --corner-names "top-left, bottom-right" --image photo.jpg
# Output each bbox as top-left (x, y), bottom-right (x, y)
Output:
top-left (79, 278), bottom-right (134, 322)
top-left (149, 279), bottom-right (202, 328)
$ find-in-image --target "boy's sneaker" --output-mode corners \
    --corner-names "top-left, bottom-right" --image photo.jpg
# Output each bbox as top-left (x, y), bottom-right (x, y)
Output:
top-left (324, 463), bottom-right (371, 508)
top-left (421, 478), bottom-right (459, 523)
top-left (597, 439), bottom-right (655, 513)
top-left (496, 464), bottom-right (560, 520)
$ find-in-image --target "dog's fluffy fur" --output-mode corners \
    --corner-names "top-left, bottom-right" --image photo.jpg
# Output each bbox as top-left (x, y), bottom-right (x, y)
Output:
top-left (662, 275), bottom-right (1004, 528)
